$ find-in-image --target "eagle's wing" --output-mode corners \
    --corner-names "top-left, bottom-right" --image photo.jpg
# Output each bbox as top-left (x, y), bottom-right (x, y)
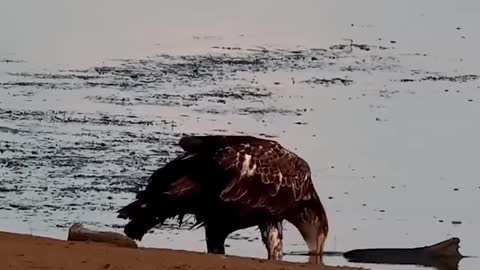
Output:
top-left (179, 135), bottom-right (271, 153)
top-left (212, 140), bottom-right (314, 215)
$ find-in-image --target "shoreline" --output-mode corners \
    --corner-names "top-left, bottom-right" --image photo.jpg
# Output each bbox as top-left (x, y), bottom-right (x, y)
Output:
top-left (0, 231), bottom-right (365, 270)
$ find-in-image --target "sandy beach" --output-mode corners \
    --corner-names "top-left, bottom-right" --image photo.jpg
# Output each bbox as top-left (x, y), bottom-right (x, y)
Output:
top-left (0, 231), bottom-right (363, 270)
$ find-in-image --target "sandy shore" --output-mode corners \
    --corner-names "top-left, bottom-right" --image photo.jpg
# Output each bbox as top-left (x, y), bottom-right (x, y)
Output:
top-left (0, 231), bottom-right (364, 270)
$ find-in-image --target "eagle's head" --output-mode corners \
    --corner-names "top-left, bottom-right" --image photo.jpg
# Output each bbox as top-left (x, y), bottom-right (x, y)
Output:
top-left (289, 192), bottom-right (329, 258)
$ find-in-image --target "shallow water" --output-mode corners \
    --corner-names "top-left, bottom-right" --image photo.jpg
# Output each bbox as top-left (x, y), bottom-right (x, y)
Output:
top-left (1, 1), bottom-right (480, 269)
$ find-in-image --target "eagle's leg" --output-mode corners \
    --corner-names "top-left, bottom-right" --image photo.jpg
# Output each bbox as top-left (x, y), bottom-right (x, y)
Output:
top-left (259, 221), bottom-right (283, 260)
top-left (205, 224), bottom-right (227, 255)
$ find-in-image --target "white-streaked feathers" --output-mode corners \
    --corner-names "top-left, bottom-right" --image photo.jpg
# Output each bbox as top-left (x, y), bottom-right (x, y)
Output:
top-left (240, 154), bottom-right (256, 177)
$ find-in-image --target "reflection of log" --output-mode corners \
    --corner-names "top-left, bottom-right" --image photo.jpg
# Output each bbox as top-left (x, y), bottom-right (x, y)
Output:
top-left (67, 223), bottom-right (137, 248)
top-left (343, 238), bottom-right (464, 270)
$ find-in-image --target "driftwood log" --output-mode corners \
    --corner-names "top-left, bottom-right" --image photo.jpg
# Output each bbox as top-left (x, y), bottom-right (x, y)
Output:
top-left (290, 238), bottom-right (466, 270)
top-left (67, 223), bottom-right (137, 248)
top-left (342, 238), bottom-right (464, 270)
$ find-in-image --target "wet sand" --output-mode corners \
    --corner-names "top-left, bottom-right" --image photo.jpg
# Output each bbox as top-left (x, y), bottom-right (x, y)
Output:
top-left (0, 231), bottom-right (363, 270)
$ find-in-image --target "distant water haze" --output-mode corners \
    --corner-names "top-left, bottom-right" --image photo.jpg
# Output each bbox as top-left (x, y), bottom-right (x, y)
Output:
top-left (1, 0), bottom-right (479, 68)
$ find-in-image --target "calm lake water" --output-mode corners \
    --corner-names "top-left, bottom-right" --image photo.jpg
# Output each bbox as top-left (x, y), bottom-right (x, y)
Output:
top-left (1, 1), bottom-right (479, 269)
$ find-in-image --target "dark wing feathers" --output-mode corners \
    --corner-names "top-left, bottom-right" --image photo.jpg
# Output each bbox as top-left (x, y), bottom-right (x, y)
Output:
top-left (142, 135), bottom-right (314, 217)
top-left (212, 140), bottom-right (314, 215)
top-left (179, 135), bottom-right (272, 153)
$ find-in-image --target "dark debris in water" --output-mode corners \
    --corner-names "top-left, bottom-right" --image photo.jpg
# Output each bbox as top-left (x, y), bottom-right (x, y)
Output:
top-left (329, 42), bottom-right (392, 52)
top-left (399, 74), bottom-right (480, 83)
top-left (301, 77), bottom-right (353, 86)
top-left (84, 86), bottom-right (272, 108)
top-left (0, 58), bottom-right (25, 63)
top-left (0, 108), bottom-right (172, 127)
top-left (3, 43), bottom-right (398, 91)
top-left (421, 74), bottom-right (480, 82)
top-left (228, 232), bottom-right (259, 242)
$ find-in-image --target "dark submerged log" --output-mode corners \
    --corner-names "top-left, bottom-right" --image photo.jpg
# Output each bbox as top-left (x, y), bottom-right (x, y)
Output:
top-left (343, 238), bottom-right (464, 270)
top-left (289, 238), bottom-right (466, 270)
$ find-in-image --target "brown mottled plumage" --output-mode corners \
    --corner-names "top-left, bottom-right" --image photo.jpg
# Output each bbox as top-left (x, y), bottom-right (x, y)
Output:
top-left (118, 135), bottom-right (328, 260)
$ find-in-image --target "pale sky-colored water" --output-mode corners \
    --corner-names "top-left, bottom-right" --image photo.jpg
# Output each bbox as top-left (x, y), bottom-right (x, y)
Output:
top-left (1, 0), bottom-right (479, 68)
top-left (1, 1), bottom-right (479, 270)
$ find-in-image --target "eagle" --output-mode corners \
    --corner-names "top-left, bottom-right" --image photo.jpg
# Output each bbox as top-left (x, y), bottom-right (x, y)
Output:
top-left (117, 135), bottom-right (329, 260)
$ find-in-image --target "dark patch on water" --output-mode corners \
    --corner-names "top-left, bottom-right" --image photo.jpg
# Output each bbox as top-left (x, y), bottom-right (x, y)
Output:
top-left (329, 42), bottom-right (392, 52)
top-left (398, 74), bottom-right (480, 83)
top-left (84, 86), bottom-right (272, 108)
top-left (7, 72), bottom-right (101, 81)
top-left (228, 232), bottom-right (259, 242)
top-left (0, 58), bottom-right (25, 64)
top-left (0, 108), bottom-right (173, 126)
top-left (0, 125), bottom-right (25, 134)
top-left (301, 77), bottom-right (354, 86)
top-left (2, 43), bottom-right (398, 92)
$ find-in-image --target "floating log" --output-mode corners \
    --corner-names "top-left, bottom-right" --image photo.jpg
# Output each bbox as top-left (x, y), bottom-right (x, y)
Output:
top-left (343, 237), bottom-right (464, 270)
top-left (288, 238), bottom-right (466, 270)
top-left (67, 223), bottom-right (137, 248)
